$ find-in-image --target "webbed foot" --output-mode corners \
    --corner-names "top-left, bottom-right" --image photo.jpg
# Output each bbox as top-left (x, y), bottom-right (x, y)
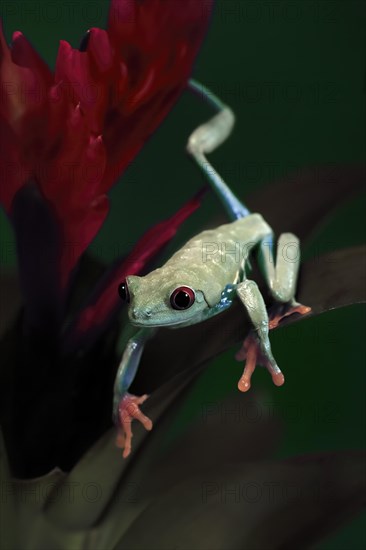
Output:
top-left (268, 301), bottom-right (311, 330)
top-left (115, 393), bottom-right (153, 458)
top-left (235, 333), bottom-right (285, 392)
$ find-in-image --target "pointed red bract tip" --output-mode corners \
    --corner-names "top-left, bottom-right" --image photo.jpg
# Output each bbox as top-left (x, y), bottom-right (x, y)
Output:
top-left (88, 28), bottom-right (114, 73)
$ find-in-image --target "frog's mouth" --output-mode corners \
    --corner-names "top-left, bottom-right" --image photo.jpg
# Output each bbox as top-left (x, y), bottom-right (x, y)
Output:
top-left (129, 316), bottom-right (197, 328)
top-left (131, 313), bottom-right (213, 330)
top-left (128, 306), bottom-right (204, 328)
top-left (131, 319), bottom-right (183, 328)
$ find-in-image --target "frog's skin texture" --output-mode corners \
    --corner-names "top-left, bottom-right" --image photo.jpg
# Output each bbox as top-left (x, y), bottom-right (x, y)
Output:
top-left (114, 80), bottom-right (311, 458)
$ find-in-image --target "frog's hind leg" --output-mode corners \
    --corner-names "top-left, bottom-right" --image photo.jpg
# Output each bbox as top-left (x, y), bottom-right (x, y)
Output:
top-left (235, 279), bottom-right (285, 391)
top-left (186, 79), bottom-right (250, 222)
top-left (258, 233), bottom-right (311, 329)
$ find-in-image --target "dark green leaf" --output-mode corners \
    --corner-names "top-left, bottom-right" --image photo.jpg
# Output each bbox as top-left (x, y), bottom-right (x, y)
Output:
top-left (114, 451), bottom-right (366, 550)
top-left (10, 181), bottom-right (63, 335)
top-left (0, 429), bottom-right (16, 550)
top-left (296, 245), bottom-right (366, 317)
top-left (0, 268), bottom-right (21, 340)
top-left (137, 390), bottom-right (283, 498)
top-left (246, 164), bottom-right (365, 239)
top-left (43, 385), bottom-right (282, 538)
top-left (43, 363), bottom-right (202, 529)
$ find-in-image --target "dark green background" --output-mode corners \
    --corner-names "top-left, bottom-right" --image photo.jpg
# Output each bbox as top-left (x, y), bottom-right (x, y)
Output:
top-left (0, 1), bottom-right (365, 547)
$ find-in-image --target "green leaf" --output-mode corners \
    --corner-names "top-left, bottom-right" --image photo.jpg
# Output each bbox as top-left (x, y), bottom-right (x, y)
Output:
top-left (0, 268), bottom-right (21, 340)
top-left (296, 245), bottom-right (366, 317)
top-left (114, 451), bottom-right (366, 550)
top-left (0, 429), bottom-right (16, 550)
top-left (247, 164), bottom-right (365, 240)
top-left (43, 363), bottom-right (203, 530)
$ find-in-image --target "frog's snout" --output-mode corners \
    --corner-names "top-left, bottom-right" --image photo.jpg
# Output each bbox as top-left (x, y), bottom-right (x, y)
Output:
top-left (129, 307), bottom-right (152, 321)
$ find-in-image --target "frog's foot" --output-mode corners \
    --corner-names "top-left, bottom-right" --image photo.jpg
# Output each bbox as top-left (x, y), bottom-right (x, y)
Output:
top-left (115, 393), bottom-right (153, 458)
top-left (235, 333), bottom-right (285, 392)
top-left (268, 302), bottom-right (312, 330)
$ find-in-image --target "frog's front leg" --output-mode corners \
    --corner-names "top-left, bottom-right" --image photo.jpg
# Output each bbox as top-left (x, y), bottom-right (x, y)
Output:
top-left (235, 280), bottom-right (285, 391)
top-left (113, 327), bottom-right (156, 458)
top-left (258, 233), bottom-right (311, 329)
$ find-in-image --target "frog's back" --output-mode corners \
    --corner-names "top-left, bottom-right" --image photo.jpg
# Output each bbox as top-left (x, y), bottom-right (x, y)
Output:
top-left (193, 213), bottom-right (271, 247)
top-left (164, 213), bottom-right (271, 304)
top-left (168, 213), bottom-right (271, 262)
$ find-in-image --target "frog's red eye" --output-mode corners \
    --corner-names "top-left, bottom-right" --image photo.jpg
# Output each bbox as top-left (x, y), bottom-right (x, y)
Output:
top-left (118, 280), bottom-right (130, 303)
top-left (170, 286), bottom-right (195, 310)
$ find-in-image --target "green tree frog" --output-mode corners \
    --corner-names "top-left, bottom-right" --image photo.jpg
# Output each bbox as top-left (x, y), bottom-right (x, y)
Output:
top-left (114, 81), bottom-right (311, 458)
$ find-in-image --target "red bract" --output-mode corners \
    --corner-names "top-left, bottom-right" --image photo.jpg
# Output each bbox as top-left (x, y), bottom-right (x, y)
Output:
top-left (0, 0), bottom-right (214, 289)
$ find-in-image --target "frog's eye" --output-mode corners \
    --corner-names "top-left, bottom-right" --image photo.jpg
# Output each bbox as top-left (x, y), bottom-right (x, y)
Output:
top-left (170, 286), bottom-right (195, 310)
top-left (118, 280), bottom-right (130, 303)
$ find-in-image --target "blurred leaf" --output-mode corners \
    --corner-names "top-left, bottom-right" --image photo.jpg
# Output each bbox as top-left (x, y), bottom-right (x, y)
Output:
top-left (114, 451), bottom-right (366, 550)
top-left (138, 390), bottom-right (283, 497)
top-left (246, 164), bottom-right (365, 240)
top-left (43, 362), bottom-right (203, 529)
top-left (0, 268), bottom-right (21, 340)
top-left (0, 253), bottom-right (118, 478)
top-left (10, 182), bottom-right (62, 335)
top-left (296, 245), bottom-right (366, 316)
top-left (0, 429), bottom-right (16, 550)
top-left (43, 384), bottom-right (283, 544)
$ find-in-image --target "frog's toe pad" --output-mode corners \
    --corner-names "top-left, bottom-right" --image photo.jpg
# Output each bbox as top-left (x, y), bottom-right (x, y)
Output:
top-left (237, 334), bottom-right (258, 393)
top-left (271, 370), bottom-right (285, 387)
top-left (116, 393), bottom-right (153, 458)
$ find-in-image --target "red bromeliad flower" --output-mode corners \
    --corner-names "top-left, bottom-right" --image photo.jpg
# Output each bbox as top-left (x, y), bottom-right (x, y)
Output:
top-left (0, 0), bottom-right (214, 476)
top-left (0, 0), bottom-right (214, 293)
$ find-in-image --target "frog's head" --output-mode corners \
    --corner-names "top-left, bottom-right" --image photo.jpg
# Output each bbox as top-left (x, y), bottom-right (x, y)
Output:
top-left (118, 269), bottom-right (209, 327)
